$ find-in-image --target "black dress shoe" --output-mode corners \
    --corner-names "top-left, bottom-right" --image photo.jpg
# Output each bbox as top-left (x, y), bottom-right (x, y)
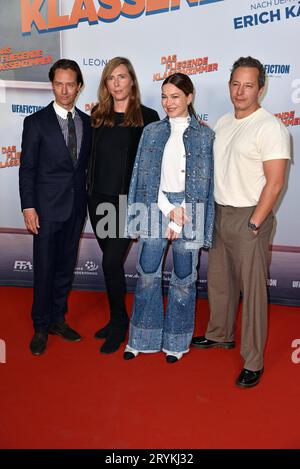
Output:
top-left (191, 336), bottom-right (235, 349)
top-left (94, 323), bottom-right (111, 340)
top-left (123, 351), bottom-right (136, 360)
top-left (100, 329), bottom-right (126, 354)
top-left (236, 368), bottom-right (264, 388)
top-left (166, 355), bottom-right (178, 364)
top-left (48, 322), bottom-right (82, 342)
top-left (30, 332), bottom-right (48, 355)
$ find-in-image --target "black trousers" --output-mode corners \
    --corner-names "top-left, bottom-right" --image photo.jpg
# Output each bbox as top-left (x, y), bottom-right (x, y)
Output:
top-left (88, 193), bottom-right (131, 330)
top-left (31, 207), bottom-right (85, 332)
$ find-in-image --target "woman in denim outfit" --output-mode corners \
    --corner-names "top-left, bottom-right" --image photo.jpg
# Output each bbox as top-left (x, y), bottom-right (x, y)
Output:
top-left (124, 73), bottom-right (215, 363)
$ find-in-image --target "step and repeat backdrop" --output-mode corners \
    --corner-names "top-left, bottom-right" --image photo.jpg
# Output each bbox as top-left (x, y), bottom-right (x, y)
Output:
top-left (0, 0), bottom-right (299, 305)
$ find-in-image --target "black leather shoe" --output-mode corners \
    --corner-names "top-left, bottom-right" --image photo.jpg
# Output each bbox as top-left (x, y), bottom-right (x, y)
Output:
top-left (123, 351), bottom-right (136, 360)
top-left (191, 336), bottom-right (235, 349)
top-left (100, 329), bottom-right (126, 354)
top-left (30, 332), bottom-right (48, 355)
top-left (236, 368), bottom-right (264, 388)
top-left (48, 322), bottom-right (82, 342)
top-left (94, 323), bottom-right (111, 340)
top-left (166, 355), bottom-right (178, 364)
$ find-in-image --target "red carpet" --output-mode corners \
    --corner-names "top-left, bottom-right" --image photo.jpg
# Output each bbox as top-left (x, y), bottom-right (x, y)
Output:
top-left (0, 286), bottom-right (299, 449)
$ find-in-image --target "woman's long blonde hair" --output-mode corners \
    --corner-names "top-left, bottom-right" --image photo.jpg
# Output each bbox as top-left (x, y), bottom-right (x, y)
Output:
top-left (91, 57), bottom-right (143, 128)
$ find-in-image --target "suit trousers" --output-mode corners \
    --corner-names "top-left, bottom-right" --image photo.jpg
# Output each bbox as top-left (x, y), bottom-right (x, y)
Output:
top-left (31, 207), bottom-right (85, 332)
top-left (206, 204), bottom-right (274, 371)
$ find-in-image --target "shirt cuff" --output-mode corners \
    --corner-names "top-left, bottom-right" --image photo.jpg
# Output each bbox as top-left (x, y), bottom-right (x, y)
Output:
top-left (158, 188), bottom-right (175, 217)
top-left (168, 221), bottom-right (182, 234)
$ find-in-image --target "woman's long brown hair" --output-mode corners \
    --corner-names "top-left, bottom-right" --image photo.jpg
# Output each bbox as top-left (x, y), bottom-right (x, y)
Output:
top-left (91, 57), bottom-right (143, 128)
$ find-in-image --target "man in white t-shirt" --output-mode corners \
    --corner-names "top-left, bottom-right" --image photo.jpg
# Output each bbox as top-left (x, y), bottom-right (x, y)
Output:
top-left (192, 56), bottom-right (290, 388)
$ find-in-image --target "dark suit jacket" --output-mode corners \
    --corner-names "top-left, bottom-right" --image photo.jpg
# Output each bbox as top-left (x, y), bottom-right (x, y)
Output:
top-left (19, 102), bottom-right (92, 222)
top-left (87, 104), bottom-right (159, 195)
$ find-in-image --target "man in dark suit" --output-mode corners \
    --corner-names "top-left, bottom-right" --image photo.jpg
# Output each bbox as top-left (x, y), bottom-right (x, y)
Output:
top-left (19, 59), bottom-right (92, 355)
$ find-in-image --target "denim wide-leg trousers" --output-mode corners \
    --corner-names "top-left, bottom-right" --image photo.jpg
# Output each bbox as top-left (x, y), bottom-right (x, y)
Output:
top-left (128, 193), bottom-right (200, 354)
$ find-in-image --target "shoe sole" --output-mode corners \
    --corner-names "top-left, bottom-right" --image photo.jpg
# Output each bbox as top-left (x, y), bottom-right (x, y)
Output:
top-left (191, 342), bottom-right (235, 350)
top-left (48, 331), bottom-right (82, 342)
top-left (30, 349), bottom-right (46, 356)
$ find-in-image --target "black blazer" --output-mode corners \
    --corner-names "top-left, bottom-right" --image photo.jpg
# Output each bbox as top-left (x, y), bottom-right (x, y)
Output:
top-left (87, 104), bottom-right (159, 196)
top-left (19, 102), bottom-right (92, 222)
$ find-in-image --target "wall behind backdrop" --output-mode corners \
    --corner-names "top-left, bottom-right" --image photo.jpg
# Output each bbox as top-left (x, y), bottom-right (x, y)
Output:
top-left (0, 0), bottom-right (299, 305)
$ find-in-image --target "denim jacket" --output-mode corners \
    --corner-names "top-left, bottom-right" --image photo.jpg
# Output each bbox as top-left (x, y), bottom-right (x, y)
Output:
top-left (127, 113), bottom-right (215, 248)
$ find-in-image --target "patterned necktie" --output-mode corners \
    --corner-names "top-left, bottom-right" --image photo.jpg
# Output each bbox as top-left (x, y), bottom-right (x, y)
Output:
top-left (67, 111), bottom-right (77, 164)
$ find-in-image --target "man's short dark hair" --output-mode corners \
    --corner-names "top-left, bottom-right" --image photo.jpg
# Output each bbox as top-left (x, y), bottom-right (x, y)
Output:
top-left (230, 56), bottom-right (266, 89)
top-left (49, 59), bottom-right (84, 87)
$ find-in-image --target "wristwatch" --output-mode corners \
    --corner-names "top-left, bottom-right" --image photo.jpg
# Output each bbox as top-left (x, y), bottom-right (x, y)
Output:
top-left (248, 220), bottom-right (260, 231)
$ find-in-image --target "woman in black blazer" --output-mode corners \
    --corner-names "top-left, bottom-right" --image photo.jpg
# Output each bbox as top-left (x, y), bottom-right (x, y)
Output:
top-left (87, 57), bottom-right (159, 354)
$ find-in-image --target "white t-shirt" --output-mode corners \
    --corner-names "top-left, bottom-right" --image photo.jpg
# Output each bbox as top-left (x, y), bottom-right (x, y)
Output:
top-left (214, 107), bottom-right (290, 207)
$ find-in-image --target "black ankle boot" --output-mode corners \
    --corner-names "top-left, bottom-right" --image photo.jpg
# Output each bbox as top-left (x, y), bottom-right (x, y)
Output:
top-left (100, 329), bottom-right (127, 354)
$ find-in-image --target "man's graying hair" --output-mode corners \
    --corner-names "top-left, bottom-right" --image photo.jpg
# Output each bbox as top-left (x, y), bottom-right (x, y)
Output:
top-left (230, 56), bottom-right (266, 89)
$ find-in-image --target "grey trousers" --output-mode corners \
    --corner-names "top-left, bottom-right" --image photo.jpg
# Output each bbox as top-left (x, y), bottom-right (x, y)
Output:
top-left (206, 204), bottom-right (274, 371)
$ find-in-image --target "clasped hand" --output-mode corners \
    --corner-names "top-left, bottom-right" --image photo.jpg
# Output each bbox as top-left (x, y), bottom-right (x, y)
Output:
top-left (165, 207), bottom-right (190, 241)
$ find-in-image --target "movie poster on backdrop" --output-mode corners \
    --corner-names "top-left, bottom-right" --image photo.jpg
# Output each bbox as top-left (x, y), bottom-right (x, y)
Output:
top-left (0, 0), bottom-right (299, 304)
